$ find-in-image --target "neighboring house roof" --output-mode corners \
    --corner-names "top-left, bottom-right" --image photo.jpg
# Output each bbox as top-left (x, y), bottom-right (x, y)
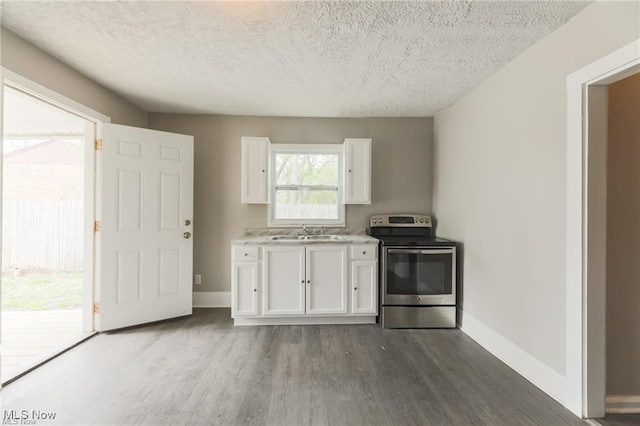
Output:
top-left (3, 140), bottom-right (83, 165)
top-left (3, 140), bottom-right (84, 200)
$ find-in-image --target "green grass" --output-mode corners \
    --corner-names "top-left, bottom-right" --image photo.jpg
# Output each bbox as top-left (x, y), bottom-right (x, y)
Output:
top-left (1, 272), bottom-right (82, 311)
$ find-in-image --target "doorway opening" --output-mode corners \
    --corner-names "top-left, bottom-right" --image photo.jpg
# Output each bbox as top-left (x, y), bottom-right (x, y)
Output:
top-left (592, 73), bottom-right (640, 426)
top-left (1, 85), bottom-right (94, 383)
top-left (566, 38), bottom-right (640, 420)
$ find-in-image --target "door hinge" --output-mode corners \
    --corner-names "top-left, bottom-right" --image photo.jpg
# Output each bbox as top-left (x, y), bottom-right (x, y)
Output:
top-left (93, 303), bottom-right (101, 313)
top-left (94, 221), bottom-right (102, 232)
top-left (95, 139), bottom-right (103, 150)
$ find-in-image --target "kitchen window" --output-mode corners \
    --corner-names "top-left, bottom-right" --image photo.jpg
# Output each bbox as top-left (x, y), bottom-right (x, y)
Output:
top-left (268, 144), bottom-right (344, 226)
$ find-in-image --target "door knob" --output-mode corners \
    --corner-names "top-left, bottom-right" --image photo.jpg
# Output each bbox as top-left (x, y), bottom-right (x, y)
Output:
top-left (183, 232), bottom-right (191, 239)
top-left (185, 219), bottom-right (191, 226)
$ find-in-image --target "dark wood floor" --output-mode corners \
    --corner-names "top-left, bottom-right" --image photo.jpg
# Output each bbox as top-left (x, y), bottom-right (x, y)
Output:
top-left (596, 414), bottom-right (640, 426)
top-left (1, 308), bottom-right (587, 425)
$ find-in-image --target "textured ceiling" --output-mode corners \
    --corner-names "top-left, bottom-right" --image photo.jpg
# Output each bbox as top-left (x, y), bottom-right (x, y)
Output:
top-left (0, 1), bottom-right (591, 117)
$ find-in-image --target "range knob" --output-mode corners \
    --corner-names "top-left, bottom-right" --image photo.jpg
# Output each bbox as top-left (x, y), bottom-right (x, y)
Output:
top-left (419, 218), bottom-right (425, 223)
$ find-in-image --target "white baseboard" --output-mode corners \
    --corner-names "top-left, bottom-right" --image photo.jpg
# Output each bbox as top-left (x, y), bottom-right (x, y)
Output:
top-left (459, 310), bottom-right (567, 407)
top-left (193, 291), bottom-right (231, 308)
top-left (606, 395), bottom-right (640, 413)
top-left (234, 315), bottom-right (376, 326)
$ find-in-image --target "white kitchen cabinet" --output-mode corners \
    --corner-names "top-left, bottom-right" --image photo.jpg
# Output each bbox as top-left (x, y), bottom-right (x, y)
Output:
top-left (306, 246), bottom-right (348, 314)
top-left (231, 245), bottom-right (261, 317)
top-left (231, 238), bottom-right (378, 326)
top-left (344, 138), bottom-right (371, 204)
top-left (231, 262), bottom-right (260, 316)
top-left (240, 137), bottom-right (269, 204)
top-left (350, 244), bottom-right (378, 314)
top-left (351, 261), bottom-right (377, 314)
top-left (263, 246), bottom-right (306, 315)
top-left (264, 245), bottom-right (347, 316)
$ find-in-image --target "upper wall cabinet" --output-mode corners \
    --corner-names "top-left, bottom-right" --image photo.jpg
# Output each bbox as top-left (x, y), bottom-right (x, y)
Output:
top-left (344, 138), bottom-right (371, 204)
top-left (241, 137), bottom-right (269, 204)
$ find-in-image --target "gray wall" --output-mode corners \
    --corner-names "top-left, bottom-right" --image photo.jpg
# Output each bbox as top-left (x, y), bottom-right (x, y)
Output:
top-left (148, 114), bottom-right (433, 293)
top-left (606, 72), bottom-right (640, 396)
top-left (1, 28), bottom-right (147, 127)
top-left (432, 0), bottom-right (639, 386)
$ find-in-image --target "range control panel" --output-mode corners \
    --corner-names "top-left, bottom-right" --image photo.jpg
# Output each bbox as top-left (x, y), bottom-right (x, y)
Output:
top-left (369, 214), bottom-right (432, 228)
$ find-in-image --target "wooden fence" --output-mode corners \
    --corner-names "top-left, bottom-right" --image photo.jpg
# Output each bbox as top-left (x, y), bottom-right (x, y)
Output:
top-left (2, 199), bottom-right (84, 272)
top-left (275, 203), bottom-right (337, 220)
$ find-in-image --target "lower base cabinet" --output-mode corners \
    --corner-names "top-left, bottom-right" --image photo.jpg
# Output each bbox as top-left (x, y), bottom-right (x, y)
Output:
top-left (351, 261), bottom-right (377, 314)
top-left (263, 246), bottom-right (306, 315)
top-left (231, 262), bottom-right (259, 316)
top-left (304, 246), bottom-right (348, 315)
top-left (231, 242), bottom-right (378, 325)
top-left (263, 245), bottom-right (348, 315)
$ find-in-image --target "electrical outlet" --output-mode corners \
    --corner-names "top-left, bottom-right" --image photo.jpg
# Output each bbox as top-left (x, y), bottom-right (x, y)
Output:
top-left (195, 274), bottom-right (202, 285)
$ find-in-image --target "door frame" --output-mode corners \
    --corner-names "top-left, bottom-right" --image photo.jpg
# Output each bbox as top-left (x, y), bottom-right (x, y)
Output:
top-left (565, 39), bottom-right (640, 418)
top-left (1, 68), bottom-right (111, 332)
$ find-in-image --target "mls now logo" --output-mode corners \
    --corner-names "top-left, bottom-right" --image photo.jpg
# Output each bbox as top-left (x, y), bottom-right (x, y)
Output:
top-left (3, 409), bottom-right (57, 424)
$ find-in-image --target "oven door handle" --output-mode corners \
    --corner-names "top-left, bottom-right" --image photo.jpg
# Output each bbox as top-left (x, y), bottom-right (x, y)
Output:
top-left (387, 249), bottom-right (454, 255)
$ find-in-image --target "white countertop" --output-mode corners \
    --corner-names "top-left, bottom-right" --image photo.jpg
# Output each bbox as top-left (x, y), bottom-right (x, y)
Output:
top-left (231, 234), bottom-right (379, 245)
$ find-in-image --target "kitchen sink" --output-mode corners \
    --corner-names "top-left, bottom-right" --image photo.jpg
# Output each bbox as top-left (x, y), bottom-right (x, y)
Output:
top-left (267, 235), bottom-right (301, 241)
top-left (267, 234), bottom-right (344, 241)
top-left (304, 235), bottom-right (344, 241)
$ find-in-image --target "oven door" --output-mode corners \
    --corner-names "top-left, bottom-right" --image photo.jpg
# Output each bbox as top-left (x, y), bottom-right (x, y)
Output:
top-left (382, 246), bottom-right (456, 305)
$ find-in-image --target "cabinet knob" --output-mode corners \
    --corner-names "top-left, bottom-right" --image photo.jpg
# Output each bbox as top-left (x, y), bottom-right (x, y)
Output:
top-left (261, 169), bottom-right (265, 173)
top-left (307, 280), bottom-right (310, 284)
top-left (354, 287), bottom-right (357, 291)
top-left (244, 253), bottom-right (248, 256)
top-left (362, 251), bottom-right (366, 255)
top-left (301, 280), bottom-right (305, 284)
top-left (348, 169), bottom-right (352, 173)
top-left (253, 288), bottom-right (257, 292)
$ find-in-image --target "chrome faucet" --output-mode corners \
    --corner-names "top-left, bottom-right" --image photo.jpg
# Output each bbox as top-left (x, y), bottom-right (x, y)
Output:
top-left (301, 224), bottom-right (308, 237)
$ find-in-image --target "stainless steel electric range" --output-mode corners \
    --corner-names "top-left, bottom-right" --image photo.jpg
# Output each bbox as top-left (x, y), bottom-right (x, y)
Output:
top-left (367, 214), bottom-right (457, 329)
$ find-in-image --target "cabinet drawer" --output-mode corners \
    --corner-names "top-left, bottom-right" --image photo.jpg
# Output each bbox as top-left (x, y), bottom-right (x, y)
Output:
top-left (233, 246), bottom-right (260, 261)
top-left (350, 245), bottom-right (377, 261)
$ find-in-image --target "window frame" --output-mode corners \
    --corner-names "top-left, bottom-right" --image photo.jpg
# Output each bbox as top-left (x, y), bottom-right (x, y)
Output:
top-left (268, 144), bottom-right (345, 227)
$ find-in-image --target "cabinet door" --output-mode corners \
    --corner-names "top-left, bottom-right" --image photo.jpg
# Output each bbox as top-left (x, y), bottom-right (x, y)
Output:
top-left (264, 246), bottom-right (305, 315)
top-left (351, 261), bottom-right (377, 314)
top-left (344, 138), bottom-right (371, 204)
top-left (232, 262), bottom-right (259, 317)
top-left (306, 246), bottom-right (348, 314)
top-left (240, 137), bottom-right (269, 204)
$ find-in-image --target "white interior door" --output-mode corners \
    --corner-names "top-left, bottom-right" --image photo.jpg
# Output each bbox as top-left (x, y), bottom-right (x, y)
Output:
top-left (98, 123), bottom-right (194, 331)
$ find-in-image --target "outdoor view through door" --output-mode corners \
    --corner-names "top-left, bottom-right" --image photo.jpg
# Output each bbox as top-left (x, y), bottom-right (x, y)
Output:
top-left (1, 86), bottom-right (92, 382)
